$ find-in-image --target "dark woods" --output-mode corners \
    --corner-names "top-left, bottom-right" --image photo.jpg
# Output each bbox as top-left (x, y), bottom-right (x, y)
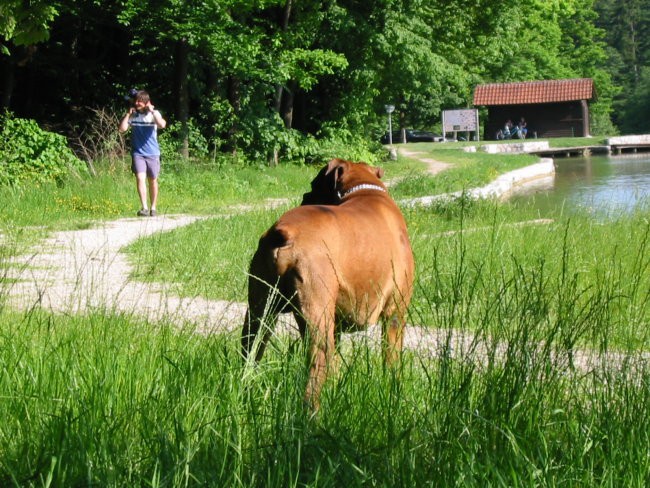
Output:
top-left (1, 0), bottom-right (649, 161)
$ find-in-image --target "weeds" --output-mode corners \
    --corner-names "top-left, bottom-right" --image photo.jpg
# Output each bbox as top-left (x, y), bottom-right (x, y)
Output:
top-left (71, 107), bottom-right (129, 173)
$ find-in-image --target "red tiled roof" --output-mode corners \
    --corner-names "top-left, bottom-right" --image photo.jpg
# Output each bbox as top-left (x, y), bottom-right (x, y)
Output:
top-left (473, 78), bottom-right (594, 106)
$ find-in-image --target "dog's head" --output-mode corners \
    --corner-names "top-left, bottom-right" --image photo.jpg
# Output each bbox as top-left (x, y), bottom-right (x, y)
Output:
top-left (301, 158), bottom-right (385, 205)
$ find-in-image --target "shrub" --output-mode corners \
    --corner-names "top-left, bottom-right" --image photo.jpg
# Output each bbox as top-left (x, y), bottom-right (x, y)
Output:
top-left (234, 114), bottom-right (382, 166)
top-left (158, 118), bottom-right (210, 160)
top-left (0, 112), bottom-right (88, 186)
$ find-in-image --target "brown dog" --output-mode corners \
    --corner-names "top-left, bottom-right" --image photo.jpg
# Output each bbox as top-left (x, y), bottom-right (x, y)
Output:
top-left (242, 158), bottom-right (415, 410)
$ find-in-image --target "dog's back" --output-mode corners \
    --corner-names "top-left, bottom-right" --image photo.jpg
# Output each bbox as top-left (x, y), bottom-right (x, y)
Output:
top-left (254, 183), bottom-right (413, 328)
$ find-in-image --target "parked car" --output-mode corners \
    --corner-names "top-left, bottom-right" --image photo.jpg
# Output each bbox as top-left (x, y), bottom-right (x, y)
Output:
top-left (380, 129), bottom-right (443, 144)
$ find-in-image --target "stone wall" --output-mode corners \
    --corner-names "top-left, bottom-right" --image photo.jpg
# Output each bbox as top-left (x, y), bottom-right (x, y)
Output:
top-left (606, 134), bottom-right (650, 145)
top-left (477, 141), bottom-right (550, 154)
top-left (401, 159), bottom-right (556, 207)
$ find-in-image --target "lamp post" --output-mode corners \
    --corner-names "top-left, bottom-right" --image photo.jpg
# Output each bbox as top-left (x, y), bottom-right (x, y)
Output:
top-left (384, 104), bottom-right (397, 160)
top-left (384, 104), bottom-right (395, 145)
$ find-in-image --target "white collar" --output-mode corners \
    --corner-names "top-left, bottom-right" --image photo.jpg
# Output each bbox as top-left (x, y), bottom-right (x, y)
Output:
top-left (341, 184), bottom-right (386, 198)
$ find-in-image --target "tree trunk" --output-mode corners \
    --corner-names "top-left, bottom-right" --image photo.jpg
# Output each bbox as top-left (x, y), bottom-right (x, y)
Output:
top-left (174, 39), bottom-right (190, 158)
top-left (227, 75), bottom-right (242, 156)
top-left (2, 45), bottom-right (36, 110)
top-left (280, 80), bottom-right (296, 129)
top-left (1, 58), bottom-right (15, 109)
top-left (273, 0), bottom-right (293, 125)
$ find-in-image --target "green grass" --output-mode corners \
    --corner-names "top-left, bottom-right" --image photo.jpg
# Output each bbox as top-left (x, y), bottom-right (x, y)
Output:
top-left (545, 136), bottom-right (609, 147)
top-left (391, 145), bottom-right (539, 199)
top-left (1, 301), bottom-right (649, 485)
top-left (406, 200), bottom-right (650, 349)
top-left (0, 158), bottom-right (319, 255)
top-left (126, 209), bottom-right (288, 301)
top-left (2, 141), bottom-right (650, 485)
top-left (161, 159), bottom-right (320, 213)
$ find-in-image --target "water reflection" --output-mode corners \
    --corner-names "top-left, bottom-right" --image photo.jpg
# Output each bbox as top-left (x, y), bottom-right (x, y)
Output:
top-left (512, 154), bottom-right (650, 216)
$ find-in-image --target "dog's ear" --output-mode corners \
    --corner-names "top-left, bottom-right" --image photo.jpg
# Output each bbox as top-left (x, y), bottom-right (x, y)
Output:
top-left (375, 167), bottom-right (384, 179)
top-left (325, 158), bottom-right (346, 175)
top-left (325, 158), bottom-right (347, 187)
top-left (300, 160), bottom-right (344, 205)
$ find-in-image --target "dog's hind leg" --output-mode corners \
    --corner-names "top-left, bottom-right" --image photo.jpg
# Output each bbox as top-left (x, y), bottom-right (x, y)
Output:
top-left (382, 270), bottom-right (413, 366)
top-left (381, 293), bottom-right (410, 366)
top-left (242, 274), bottom-right (284, 362)
top-left (382, 313), bottom-right (405, 366)
top-left (301, 303), bottom-right (337, 412)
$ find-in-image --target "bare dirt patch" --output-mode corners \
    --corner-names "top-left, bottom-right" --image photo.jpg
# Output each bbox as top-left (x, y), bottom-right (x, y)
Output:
top-left (397, 147), bottom-right (452, 176)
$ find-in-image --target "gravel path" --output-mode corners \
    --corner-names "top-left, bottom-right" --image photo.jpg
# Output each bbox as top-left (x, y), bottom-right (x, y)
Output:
top-left (5, 214), bottom-right (246, 335)
top-left (4, 150), bottom-right (455, 337)
top-left (0, 213), bottom-right (528, 361)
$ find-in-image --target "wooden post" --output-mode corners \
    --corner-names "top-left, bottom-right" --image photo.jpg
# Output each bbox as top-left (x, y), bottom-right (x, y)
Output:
top-left (581, 99), bottom-right (590, 137)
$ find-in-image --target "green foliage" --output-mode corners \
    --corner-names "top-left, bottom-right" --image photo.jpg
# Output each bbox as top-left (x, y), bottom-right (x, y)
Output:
top-left (278, 48), bottom-right (349, 91)
top-left (232, 112), bottom-right (381, 165)
top-left (158, 119), bottom-right (209, 160)
top-left (594, 0), bottom-right (650, 131)
top-left (308, 125), bottom-right (382, 164)
top-left (619, 66), bottom-right (650, 133)
top-left (0, 113), bottom-right (87, 186)
top-left (0, 0), bottom-right (631, 166)
top-left (0, 0), bottom-right (58, 54)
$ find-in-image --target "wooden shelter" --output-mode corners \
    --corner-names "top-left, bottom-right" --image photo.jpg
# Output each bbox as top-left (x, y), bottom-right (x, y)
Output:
top-left (473, 78), bottom-right (595, 140)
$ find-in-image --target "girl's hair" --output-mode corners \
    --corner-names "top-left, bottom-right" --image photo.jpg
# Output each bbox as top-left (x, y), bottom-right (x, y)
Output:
top-left (134, 90), bottom-right (150, 103)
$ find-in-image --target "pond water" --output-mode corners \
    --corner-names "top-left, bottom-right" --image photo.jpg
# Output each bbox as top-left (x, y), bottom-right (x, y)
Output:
top-left (511, 154), bottom-right (650, 217)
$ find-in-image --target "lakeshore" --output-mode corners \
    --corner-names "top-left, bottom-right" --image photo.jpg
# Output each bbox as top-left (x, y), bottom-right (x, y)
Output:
top-left (471, 134), bottom-right (650, 158)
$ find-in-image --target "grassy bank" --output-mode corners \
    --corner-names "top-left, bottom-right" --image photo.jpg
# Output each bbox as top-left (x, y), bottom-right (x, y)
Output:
top-left (124, 195), bottom-right (650, 350)
top-left (0, 143), bottom-right (536, 252)
top-left (389, 143), bottom-right (539, 199)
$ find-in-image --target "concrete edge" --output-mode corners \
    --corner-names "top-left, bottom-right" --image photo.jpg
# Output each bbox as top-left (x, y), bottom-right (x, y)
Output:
top-left (399, 158), bottom-right (555, 208)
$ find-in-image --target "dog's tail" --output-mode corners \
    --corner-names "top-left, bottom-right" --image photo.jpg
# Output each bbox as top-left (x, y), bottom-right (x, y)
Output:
top-left (259, 224), bottom-right (292, 260)
top-left (261, 225), bottom-right (297, 279)
top-left (250, 225), bottom-right (298, 307)
top-left (261, 225), bottom-right (292, 249)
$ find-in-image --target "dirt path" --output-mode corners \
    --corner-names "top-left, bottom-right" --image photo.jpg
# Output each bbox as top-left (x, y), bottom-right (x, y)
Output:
top-left (5, 215), bottom-right (247, 335)
top-left (397, 147), bottom-right (452, 176)
top-left (5, 214), bottom-right (645, 372)
top-left (3, 148), bottom-right (443, 336)
top-left (0, 216), bottom-right (532, 363)
top-left (4, 151), bottom-right (448, 336)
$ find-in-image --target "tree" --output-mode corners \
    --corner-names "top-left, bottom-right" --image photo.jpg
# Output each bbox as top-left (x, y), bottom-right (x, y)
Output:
top-left (595, 0), bottom-right (650, 132)
top-left (118, 0), bottom-right (347, 159)
top-left (1, 0), bottom-right (622, 160)
top-left (0, 0), bottom-right (58, 51)
top-left (0, 0), bottom-right (59, 107)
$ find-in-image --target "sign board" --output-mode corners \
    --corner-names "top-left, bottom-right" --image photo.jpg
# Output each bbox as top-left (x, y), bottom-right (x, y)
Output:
top-left (442, 108), bottom-right (479, 132)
